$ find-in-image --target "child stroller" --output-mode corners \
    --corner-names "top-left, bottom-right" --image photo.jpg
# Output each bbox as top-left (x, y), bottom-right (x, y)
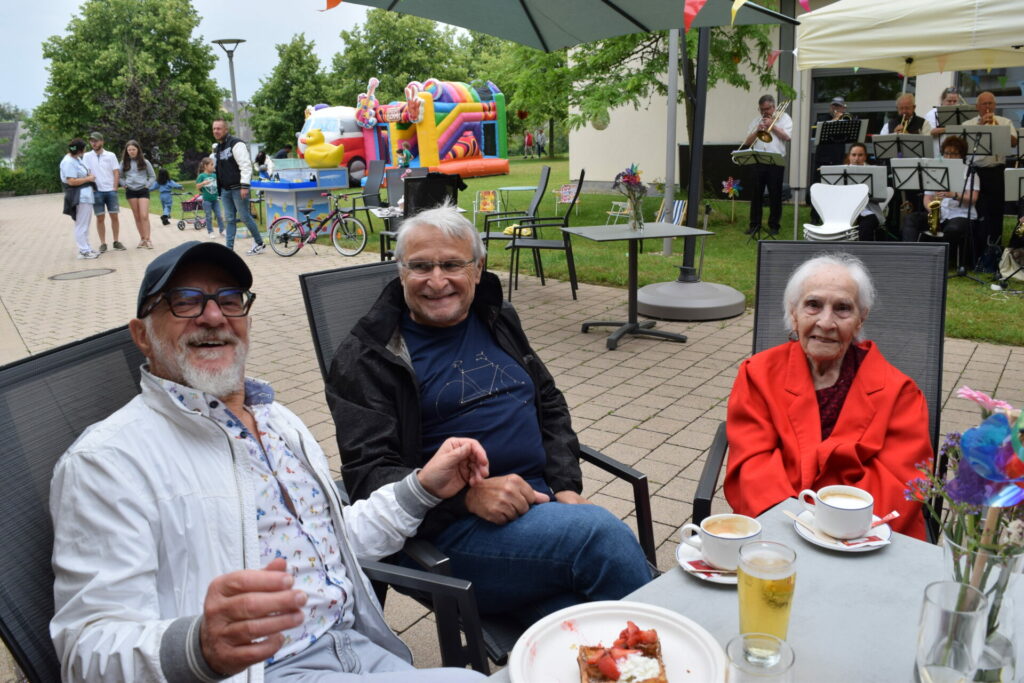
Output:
top-left (176, 193), bottom-right (206, 231)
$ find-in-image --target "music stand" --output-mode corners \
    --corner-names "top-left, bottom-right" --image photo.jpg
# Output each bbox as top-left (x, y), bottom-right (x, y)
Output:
top-left (815, 118), bottom-right (868, 146)
top-left (1000, 168), bottom-right (1024, 290)
top-left (731, 150), bottom-right (785, 242)
top-left (935, 105), bottom-right (974, 128)
top-left (819, 165), bottom-right (888, 202)
top-left (872, 134), bottom-right (934, 160)
top-left (945, 125), bottom-right (1014, 158)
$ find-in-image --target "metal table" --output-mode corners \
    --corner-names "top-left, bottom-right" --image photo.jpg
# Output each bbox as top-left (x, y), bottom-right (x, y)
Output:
top-left (486, 497), bottom-right (1024, 681)
top-left (497, 185), bottom-right (536, 212)
top-left (562, 222), bottom-right (713, 350)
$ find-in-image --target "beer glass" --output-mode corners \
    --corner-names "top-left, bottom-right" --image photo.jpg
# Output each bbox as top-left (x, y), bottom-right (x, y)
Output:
top-left (738, 541), bottom-right (797, 644)
top-left (916, 581), bottom-right (988, 683)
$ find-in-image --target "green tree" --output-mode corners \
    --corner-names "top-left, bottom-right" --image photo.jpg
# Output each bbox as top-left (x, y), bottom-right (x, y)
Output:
top-left (0, 102), bottom-right (27, 122)
top-left (249, 34), bottom-right (329, 151)
top-left (25, 0), bottom-right (219, 171)
top-left (328, 10), bottom-right (464, 106)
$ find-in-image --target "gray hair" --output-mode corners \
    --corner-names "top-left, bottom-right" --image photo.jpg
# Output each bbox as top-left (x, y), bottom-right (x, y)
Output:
top-left (394, 203), bottom-right (486, 262)
top-left (782, 252), bottom-right (875, 339)
top-left (758, 94), bottom-right (775, 107)
top-left (896, 93), bottom-right (915, 107)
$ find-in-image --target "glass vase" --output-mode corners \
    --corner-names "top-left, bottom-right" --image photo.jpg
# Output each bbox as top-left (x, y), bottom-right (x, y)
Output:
top-left (628, 196), bottom-right (644, 230)
top-left (943, 533), bottom-right (1023, 682)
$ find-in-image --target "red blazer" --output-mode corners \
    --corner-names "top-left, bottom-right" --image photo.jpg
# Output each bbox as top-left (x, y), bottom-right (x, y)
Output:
top-left (724, 340), bottom-right (931, 540)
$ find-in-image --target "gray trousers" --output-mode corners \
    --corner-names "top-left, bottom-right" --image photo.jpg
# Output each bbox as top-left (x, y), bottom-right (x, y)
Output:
top-left (265, 628), bottom-right (485, 682)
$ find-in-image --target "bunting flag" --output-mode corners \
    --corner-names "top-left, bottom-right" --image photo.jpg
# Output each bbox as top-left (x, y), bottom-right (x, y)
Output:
top-left (731, 0), bottom-right (750, 24)
top-left (684, 0), bottom-right (709, 31)
top-left (936, 55), bottom-right (947, 73)
top-left (798, 0), bottom-right (810, 10)
top-left (322, 0), bottom-right (342, 10)
top-left (767, 49), bottom-right (782, 68)
top-left (999, 75), bottom-right (1008, 88)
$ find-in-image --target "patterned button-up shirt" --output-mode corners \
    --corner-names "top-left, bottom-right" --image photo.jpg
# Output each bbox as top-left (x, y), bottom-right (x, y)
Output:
top-left (160, 377), bottom-right (353, 662)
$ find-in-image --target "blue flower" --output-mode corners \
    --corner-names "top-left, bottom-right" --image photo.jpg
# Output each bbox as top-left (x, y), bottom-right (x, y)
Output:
top-left (957, 414), bottom-right (1024, 507)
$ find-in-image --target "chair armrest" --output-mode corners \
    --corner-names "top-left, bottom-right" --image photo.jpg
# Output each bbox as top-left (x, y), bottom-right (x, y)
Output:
top-left (360, 560), bottom-right (489, 673)
top-left (693, 421), bottom-right (728, 525)
top-left (579, 445), bottom-right (656, 566)
top-left (403, 537), bottom-right (453, 575)
top-left (484, 212), bottom-right (528, 227)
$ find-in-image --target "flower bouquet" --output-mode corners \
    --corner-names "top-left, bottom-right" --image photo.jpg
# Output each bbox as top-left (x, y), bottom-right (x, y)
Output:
top-left (907, 387), bottom-right (1024, 681)
top-left (612, 163), bottom-right (647, 230)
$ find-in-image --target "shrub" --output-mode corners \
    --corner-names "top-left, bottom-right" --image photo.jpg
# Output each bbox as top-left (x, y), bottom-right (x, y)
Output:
top-left (0, 167), bottom-right (63, 195)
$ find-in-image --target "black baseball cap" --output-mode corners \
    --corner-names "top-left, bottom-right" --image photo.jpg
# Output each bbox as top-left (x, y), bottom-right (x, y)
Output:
top-left (136, 241), bottom-right (252, 318)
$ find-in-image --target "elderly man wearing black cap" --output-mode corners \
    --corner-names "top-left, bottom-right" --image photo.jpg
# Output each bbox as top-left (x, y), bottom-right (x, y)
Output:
top-left (49, 241), bottom-right (488, 682)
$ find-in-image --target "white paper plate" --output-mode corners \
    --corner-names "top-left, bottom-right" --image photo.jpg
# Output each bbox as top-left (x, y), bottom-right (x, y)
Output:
top-left (508, 600), bottom-right (726, 682)
top-left (792, 509), bottom-right (892, 552)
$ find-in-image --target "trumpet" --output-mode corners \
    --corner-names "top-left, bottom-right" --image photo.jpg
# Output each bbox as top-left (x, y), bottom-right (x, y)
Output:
top-left (756, 99), bottom-right (792, 143)
top-left (832, 111), bottom-right (852, 122)
top-left (896, 114), bottom-right (909, 133)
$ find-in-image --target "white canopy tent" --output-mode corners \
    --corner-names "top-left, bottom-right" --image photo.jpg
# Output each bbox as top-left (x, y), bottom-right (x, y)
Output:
top-left (797, 0), bottom-right (1024, 76)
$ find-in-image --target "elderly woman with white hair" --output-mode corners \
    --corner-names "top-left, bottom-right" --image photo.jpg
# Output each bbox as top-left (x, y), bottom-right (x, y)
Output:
top-left (724, 253), bottom-right (931, 539)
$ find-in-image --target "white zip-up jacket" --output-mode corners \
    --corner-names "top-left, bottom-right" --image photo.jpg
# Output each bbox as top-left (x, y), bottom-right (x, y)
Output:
top-left (50, 369), bottom-right (439, 682)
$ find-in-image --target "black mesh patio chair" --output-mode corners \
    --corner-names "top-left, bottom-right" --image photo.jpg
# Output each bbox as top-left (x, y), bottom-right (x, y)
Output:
top-left (481, 166), bottom-right (551, 270)
top-left (300, 260), bottom-right (656, 670)
top-left (378, 167), bottom-right (429, 260)
top-left (505, 169), bottom-right (585, 302)
top-left (335, 159), bottom-right (386, 234)
top-left (692, 241), bottom-right (949, 542)
top-left (0, 325), bottom-right (485, 680)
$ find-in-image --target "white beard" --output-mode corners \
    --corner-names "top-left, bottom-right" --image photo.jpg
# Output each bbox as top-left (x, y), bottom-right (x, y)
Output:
top-left (144, 318), bottom-right (247, 398)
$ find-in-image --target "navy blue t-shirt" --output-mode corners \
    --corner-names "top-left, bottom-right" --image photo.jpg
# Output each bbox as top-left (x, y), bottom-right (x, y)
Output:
top-left (401, 310), bottom-right (551, 496)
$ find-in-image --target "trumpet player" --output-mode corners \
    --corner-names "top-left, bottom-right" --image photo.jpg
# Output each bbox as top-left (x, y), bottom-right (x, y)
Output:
top-left (742, 94), bottom-right (791, 236)
top-left (880, 94), bottom-right (931, 135)
top-left (963, 91), bottom-right (1018, 272)
top-left (901, 137), bottom-right (977, 264)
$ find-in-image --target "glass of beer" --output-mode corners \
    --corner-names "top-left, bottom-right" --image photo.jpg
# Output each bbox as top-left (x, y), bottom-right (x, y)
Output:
top-left (737, 541), bottom-right (797, 651)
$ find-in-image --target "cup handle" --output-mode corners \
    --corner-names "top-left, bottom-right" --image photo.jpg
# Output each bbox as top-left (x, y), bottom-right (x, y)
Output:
top-left (679, 523), bottom-right (702, 549)
top-left (798, 489), bottom-right (818, 514)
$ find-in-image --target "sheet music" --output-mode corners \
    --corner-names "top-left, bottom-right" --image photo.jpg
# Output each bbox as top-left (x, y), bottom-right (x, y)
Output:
top-left (1005, 169), bottom-right (1024, 203)
top-left (819, 165), bottom-right (888, 201)
top-left (730, 150), bottom-right (784, 167)
top-left (935, 105), bottom-right (974, 128)
top-left (872, 134), bottom-right (933, 159)
top-left (889, 158), bottom-right (966, 192)
top-left (945, 125), bottom-right (1014, 157)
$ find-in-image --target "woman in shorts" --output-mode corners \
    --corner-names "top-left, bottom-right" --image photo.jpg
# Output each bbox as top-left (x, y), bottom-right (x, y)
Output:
top-left (120, 140), bottom-right (156, 248)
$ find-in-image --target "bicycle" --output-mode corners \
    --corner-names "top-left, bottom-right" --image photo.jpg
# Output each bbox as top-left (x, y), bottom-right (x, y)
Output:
top-left (267, 192), bottom-right (368, 257)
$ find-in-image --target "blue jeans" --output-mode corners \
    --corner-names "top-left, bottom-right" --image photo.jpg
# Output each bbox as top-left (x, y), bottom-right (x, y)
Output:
top-left (426, 502), bottom-right (653, 625)
top-left (221, 188), bottom-right (264, 248)
top-left (160, 198), bottom-right (173, 216)
top-left (203, 198), bottom-right (224, 234)
top-left (93, 190), bottom-right (119, 215)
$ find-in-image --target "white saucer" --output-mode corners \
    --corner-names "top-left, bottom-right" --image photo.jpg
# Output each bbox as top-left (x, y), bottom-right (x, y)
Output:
top-left (792, 510), bottom-right (892, 552)
top-left (675, 543), bottom-right (738, 585)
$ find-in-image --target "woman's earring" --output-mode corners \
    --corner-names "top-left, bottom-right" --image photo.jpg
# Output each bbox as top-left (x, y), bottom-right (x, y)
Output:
top-left (788, 330), bottom-right (798, 342)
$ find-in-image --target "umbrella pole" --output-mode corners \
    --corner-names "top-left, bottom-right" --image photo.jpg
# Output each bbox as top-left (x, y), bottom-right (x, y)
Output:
top-left (662, 28), bottom-right (681, 256)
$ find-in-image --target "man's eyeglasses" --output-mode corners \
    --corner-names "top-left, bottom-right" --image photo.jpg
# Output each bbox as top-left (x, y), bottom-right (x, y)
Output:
top-left (400, 259), bottom-right (477, 276)
top-left (142, 287), bottom-right (256, 318)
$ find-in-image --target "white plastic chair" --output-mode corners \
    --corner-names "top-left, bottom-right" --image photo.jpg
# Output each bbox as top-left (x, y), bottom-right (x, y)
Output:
top-left (803, 183), bottom-right (869, 241)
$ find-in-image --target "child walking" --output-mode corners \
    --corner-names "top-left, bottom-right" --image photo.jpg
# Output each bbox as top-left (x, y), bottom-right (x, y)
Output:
top-left (152, 168), bottom-right (183, 225)
top-left (195, 157), bottom-right (224, 237)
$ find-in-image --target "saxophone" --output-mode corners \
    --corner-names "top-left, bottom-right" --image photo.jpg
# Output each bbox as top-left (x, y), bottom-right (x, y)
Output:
top-left (928, 200), bottom-right (942, 235)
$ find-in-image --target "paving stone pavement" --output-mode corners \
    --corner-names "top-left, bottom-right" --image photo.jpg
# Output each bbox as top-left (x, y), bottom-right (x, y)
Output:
top-left (2, 193), bottom-right (1022, 676)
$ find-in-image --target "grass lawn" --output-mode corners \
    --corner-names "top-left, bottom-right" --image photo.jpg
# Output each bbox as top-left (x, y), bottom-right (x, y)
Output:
top-left (157, 158), bottom-right (1024, 346)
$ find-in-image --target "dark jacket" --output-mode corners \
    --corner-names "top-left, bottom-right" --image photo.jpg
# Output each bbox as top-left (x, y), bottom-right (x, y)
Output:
top-left (325, 271), bottom-right (582, 539)
top-left (213, 133), bottom-right (247, 191)
top-left (886, 113), bottom-right (927, 134)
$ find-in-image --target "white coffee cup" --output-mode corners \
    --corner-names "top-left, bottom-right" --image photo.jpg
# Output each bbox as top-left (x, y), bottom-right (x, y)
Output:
top-left (799, 485), bottom-right (874, 539)
top-left (679, 514), bottom-right (762, 570)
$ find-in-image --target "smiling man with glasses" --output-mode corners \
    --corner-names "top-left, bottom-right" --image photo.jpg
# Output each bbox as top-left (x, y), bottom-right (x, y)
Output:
top-left (49, 240), bottom-right (488, 682)
top-left (327, 205), bottom-right (652, 631)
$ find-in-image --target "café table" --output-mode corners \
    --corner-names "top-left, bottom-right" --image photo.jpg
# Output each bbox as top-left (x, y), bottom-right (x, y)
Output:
top-left (486, 497), bottom-right (1024, 681)
top-left (497, 185), bottom-right (536, 212)
top-left (562, 222), bottom-right (713, 350)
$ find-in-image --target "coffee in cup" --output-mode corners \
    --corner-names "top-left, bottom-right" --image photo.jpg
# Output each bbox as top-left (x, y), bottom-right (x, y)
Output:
top-left (679, 513), bottom-right (762, 570)
top-left (798, 485), bottom-right (874, 539)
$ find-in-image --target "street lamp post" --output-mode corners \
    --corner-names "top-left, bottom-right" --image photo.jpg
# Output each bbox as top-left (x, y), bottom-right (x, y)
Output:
top-left (212, 39), bottom-right (246, 123)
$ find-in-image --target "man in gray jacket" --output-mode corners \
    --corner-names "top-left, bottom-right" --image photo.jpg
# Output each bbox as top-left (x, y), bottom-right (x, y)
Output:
top-left (50, 241), bottom-right (488, 682)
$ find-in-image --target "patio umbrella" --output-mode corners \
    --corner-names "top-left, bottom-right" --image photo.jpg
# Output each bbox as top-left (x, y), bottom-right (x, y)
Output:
top-left (797, 0), bottom-right (1024, 76)
top-left (336, 0), bottom-right (794, 52)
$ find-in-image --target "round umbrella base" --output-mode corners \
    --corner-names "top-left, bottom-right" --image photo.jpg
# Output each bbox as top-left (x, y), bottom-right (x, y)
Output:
top-left (637, 280), bottom-right (746, 322)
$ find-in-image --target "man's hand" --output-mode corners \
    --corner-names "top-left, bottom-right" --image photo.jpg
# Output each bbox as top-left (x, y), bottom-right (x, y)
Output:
top-left (200, 558), bottom-right (306, 676)
top-left (417, 436), bottom-right (489, 499)
top-left (554, 490), bottom-right (592, 505)
top-left (465, 474), bottom-right (549, 525)
top-left (240, 188), bottom-right (250, 200)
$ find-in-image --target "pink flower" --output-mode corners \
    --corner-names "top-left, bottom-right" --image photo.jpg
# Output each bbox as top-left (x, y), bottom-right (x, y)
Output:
top-left (957, 386), bottom-right (1014, 416)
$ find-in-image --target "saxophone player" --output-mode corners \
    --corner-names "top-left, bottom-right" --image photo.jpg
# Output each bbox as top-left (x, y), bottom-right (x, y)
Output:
top-left (901, 137), bottom-right (977, 265)
top-left (741, 95), bottom-right (792, 236)
top-left (963, 91), bottom-right (1019, 272)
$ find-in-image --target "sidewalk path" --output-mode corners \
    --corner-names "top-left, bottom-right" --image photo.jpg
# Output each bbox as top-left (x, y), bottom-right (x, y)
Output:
top-left (2, 193), bottom-right (1022, 674)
